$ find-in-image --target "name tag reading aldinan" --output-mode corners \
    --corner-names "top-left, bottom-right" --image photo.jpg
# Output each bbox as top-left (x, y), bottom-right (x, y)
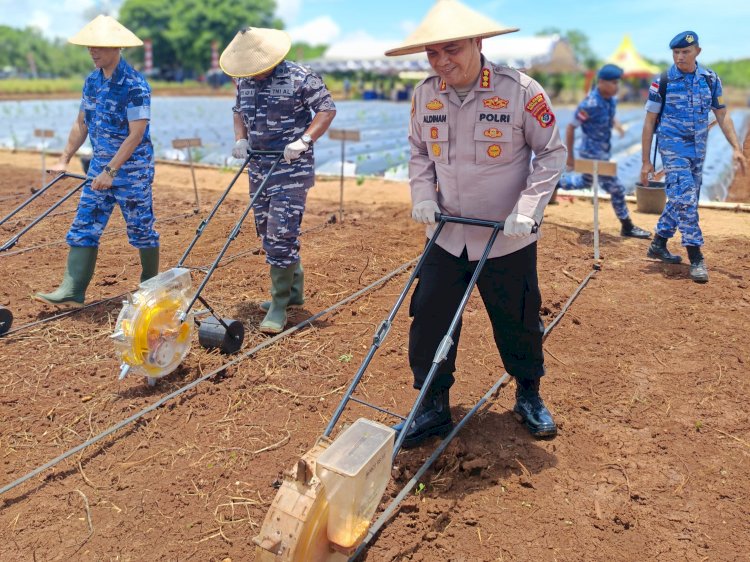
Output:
top-left (423, 114), bottom-right (447, 123)
top-left (268, 86), bottom-right (294, 96)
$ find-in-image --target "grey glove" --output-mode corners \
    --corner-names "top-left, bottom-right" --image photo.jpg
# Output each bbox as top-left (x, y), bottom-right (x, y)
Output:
top-left (411, 200), bottom-right (440, 224)
top-left (232, 139), bottom-right (249, 159)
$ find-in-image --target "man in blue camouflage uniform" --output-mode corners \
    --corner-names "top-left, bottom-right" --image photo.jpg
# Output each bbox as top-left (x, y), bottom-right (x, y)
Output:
top-left (34, 15), bottom-right (159, 307)
top-left (220, 27), bottom-right (336, 333)
top-left (559, 64), bottom-right (650, 239)
top-left (641, 31), bottom-right (746, 283)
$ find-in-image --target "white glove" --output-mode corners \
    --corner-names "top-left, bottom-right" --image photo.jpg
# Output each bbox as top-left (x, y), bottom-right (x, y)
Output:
top-left (411, 200), bottom-right (440, 224)
top-left (504, 213), bottom-right (536, 238)
top-left (232, 139), bottom-right (249, 159)
top-left (283, 138), bottom-right (310, 164)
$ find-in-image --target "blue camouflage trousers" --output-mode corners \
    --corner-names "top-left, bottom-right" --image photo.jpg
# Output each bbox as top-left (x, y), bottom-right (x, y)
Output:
top-left (656, 153), bottom-right (703, 247)
top-left (251, 183), bottom-right (309, 268)
top-left (66, 179), bottom-right (159, 248)
top-left (558, 173), bottom-right (630, 220)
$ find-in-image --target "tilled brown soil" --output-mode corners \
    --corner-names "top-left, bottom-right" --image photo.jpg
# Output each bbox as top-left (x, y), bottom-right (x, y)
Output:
top-left (0, 156), bottom-right (749, 561)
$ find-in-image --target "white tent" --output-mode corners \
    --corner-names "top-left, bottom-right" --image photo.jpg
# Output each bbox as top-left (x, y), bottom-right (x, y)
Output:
top-left (309, 34), bottom-right (579, 75)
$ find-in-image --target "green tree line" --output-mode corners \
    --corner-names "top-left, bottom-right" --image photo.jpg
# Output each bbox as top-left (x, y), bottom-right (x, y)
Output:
top-left (0, 25), bottom-right (91, 77)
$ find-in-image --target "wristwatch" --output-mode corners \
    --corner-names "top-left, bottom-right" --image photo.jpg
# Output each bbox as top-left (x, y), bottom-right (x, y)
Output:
top-left (301, 133), bottom-right (313, 147)
top-left (104, 165), bottom-right (119, 178)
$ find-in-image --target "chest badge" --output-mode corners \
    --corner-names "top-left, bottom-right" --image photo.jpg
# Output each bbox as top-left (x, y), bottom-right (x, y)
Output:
top-left (430, 127), bottom-right (439, 139)
top-left (426, 99), bottom-right (444, 110)
top-left (483, 96), bottom-right (509, 109)
top-left (432, 143), bottom-right (442, 157)
top-left (483, 127), bottom-right (503, 138)
top-left (487, 144), bottom-right (502, 158)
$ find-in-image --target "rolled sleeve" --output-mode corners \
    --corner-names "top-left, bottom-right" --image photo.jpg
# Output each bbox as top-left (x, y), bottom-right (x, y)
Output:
top-left (301, 72), bottom-right (336, 113)
top-left (711, 74), bottom-right (725, 109)
top-left (127, 85), bottom-right (151, 121)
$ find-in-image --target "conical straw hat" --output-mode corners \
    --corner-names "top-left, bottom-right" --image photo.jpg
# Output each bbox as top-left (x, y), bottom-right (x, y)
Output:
top-left (220, 27), bottom-right (292, 77)
top-left (68, 15), bottom-right (142, 48)
top-left (385, 0), bottom-right (518, 57)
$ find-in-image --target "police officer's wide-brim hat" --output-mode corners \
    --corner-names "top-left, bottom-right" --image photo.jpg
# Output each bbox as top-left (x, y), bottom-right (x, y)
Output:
top-left (384, 0), bottom-right (518, 57)
top-left (68, 15), bottom-right (143, 48)
top-left (220, 27), bottom-right (292, 78)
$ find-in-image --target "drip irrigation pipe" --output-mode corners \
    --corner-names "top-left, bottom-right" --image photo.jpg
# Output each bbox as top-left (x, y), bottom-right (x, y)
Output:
top-left (0, 220), bottom-right (333, 338)
top-left (0, 211), bottom-right (197, 259)
top-left (0, 257), bottom-right (419, 498)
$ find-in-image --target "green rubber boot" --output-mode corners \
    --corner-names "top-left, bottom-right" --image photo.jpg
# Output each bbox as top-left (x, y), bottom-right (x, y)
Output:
top-left (259, 265), bottom-right (296, 334)
top-left (33, 246), bottom-right (98, 308)
top-left (139, 246), bottom-right (160, 283)
top-left (259, 262), bottom-right (304, 312)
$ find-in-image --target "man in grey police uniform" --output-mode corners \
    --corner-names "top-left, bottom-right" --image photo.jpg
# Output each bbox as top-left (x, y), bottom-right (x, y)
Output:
top-left (386, 0), bottom-right (566, 446)
top-left (641, 31), bottom-right (746, 283)
top-left (35, 15), bottom-right (159, 308)
top-left (221, 28), bottom-right (336, 333)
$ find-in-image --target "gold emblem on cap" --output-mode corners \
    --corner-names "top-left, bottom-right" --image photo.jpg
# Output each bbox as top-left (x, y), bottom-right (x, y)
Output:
top-left (686, 34), bottom-right (694, 43)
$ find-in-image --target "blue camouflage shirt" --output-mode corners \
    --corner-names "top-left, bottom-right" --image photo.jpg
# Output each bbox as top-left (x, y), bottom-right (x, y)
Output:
top-left (233, 61), bottom-right (335, 186)
top-left (645, 63), bottom-right (724, 157)
top-left (80, 57), bottom-right (153, 185)
top-left (572, 87), bottom-right (616, 159)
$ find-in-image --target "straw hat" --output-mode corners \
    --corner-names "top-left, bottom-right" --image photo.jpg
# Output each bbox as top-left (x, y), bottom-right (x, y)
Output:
top-left (68, 15), bottom-right (143, 48)
top-left (385, 0), bottom-right (518, 57)
top-left (220, 27), bottom-right (292, 77)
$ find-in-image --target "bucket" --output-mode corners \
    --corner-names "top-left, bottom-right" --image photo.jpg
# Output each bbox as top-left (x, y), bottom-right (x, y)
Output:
top-left (635, 181), bottom-right (666, 214)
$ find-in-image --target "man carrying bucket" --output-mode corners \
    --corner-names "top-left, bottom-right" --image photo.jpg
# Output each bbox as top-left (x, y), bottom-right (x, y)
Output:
top-left (558, 64), bottom-right (651, 239)
top-left (221, 28), bottom-right (336, 334)
top-left (385, 0), bottom-right (566, 445)
top-left (641, 31), bottom-right (746, 283)
top-left (34, 15), bottom-right (159, 307)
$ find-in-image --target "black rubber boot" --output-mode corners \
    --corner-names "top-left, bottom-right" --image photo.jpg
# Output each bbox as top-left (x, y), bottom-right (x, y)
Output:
top-left (620, 218), bottom-right (651, 239)
top-left (393, 386), bottom-right (453, 449)
top-left (513, 378), bottom-right (557, 438)
top-left (687, 246), bottom-right (709, 283)
top-left (33, 246), bottom-right (98, 308)
top-left (260, 261), bottom-right (304, 312)
top-left (647, 234), bottom-right (682, 264)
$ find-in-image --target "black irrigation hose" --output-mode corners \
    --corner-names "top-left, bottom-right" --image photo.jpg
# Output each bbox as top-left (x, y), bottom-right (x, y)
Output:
top-left (0, 257), bottom-right (418, 497)
top-left (351, 267), bottom-right (598, 560)
top-left (1, 208), bottom-right (77, 230)
top-left (0, 220), bottom-right (334, 337)
top-left (1, 292), bottom-right (130, 338)
top-left (0, 211), bottom-right (197, 259)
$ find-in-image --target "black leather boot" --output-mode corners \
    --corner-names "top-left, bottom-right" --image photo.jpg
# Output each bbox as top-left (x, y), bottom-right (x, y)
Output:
top-left (393, 386), bottom-right (453, 448)
top-left (687, 246), bottom-right (708, 283)
top-left (513, 378), bottom-right (557, 438)
top-left (620, 218), bottom-right (651, 239)
top-left (647, 234), bottom-right (682, 264)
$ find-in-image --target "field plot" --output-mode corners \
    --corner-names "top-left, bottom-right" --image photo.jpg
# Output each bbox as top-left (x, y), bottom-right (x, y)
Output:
top-left (1, 156), bottom-right (749, 561)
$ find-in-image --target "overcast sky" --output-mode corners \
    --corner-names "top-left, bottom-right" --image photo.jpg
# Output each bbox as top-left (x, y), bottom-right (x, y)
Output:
top-left (2, 0), bottom-right (747, 64)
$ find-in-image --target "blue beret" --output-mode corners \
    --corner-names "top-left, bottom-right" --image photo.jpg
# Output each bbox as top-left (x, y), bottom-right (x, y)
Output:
top-left (598, 64), bottom-right (623, 81)
top-left (669, 31), bottom-right (699, 49)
